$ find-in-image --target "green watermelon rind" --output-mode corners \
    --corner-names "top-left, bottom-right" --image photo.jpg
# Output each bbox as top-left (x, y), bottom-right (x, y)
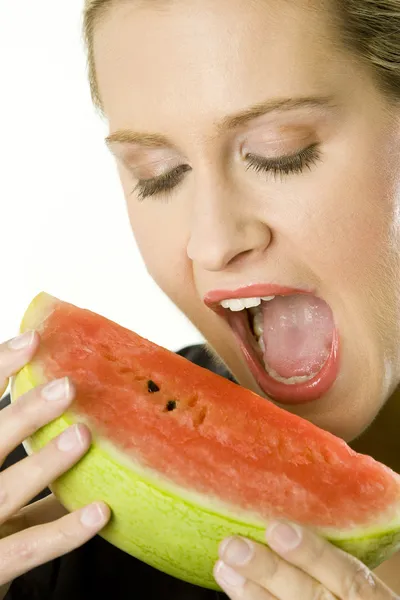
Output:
top-left (11, 359), bottom-right (400, 590)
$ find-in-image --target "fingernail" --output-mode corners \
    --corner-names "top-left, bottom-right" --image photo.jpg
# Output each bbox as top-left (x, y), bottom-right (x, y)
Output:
top-left (266, 521), bottom-right (302, 552)
top-left (215, 561), bottom-right (245, 589)
top-left (42, 377), bottom-right (71, 402)
top-left (57, 425), bottom-right (84, 451)
top-left (8, 331), bottom-right (35, 350)
top-left (220, 537), bottom-right (254, 565)
top-left (81, 503), bottom-right (108, 528)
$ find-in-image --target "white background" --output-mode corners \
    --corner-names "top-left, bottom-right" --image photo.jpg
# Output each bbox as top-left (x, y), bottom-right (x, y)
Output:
top-left (0, 1), bottom-right (204, 369)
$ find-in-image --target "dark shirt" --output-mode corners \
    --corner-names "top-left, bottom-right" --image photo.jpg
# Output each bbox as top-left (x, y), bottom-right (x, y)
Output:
top-left (1, 344), bottom-right (236, 600)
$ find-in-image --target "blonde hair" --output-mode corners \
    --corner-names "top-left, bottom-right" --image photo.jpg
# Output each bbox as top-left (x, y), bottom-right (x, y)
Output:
top-left (83, 0), bottom-right (400, 113)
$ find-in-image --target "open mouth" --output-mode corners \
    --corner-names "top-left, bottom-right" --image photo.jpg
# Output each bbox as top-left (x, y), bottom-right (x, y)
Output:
top-left (207, 291), bottom-right (339, 405)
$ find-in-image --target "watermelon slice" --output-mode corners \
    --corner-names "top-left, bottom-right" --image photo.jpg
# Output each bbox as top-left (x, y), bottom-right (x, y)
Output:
top-left (11, 292), bottom-right (400, 589)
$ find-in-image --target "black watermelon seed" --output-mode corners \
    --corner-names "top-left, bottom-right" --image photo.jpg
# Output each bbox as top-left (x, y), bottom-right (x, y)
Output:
top-left (166, 400), bottom-right (177, 412)
top-left (147, 380), bottom-right (160, 393)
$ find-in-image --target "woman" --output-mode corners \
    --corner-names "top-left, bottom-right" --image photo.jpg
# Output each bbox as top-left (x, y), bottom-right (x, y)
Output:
top-left (0, 0), bottom-right (399, 598)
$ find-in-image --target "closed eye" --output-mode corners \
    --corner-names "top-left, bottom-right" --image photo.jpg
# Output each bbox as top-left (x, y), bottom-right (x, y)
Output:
top-left (245, 143), bottom-right (321, 180)
top-left (132, 164), bottom-right (192, 200)
top-left (131, 143), bottom-right (321, 200)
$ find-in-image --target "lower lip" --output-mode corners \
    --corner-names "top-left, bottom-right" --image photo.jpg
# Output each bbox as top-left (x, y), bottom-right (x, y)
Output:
top-left (226, 310), bottom-right (340, 405)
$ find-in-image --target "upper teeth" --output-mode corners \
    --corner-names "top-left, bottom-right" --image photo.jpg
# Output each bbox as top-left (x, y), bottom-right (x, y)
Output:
top-left (220, 296), bottom-right (275, 311)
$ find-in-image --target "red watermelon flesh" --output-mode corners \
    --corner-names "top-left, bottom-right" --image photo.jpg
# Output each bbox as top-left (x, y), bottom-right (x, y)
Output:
top-left (11, 293), bottom-right (400, 588)
top-left (34, 298), bottom-right (398, 528)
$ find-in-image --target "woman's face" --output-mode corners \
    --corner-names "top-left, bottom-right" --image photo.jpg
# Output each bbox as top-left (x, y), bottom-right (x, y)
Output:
top-left (94, 0), bottom-right (400, 442)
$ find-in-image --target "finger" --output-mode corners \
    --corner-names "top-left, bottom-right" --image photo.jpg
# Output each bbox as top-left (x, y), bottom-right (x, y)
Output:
top-left (0, 376), bottom-right (75, 461)
top-left (0, 331), bottom-right (39, 397)
top-left (265, 521), bottom-right (397, 599)
top-left (214, 560), bottom-right (277, 600)
top-left (217, 536), bottom-right (336, 600)
top-left (0, 494), bottom-right (68, 540)
top-left (0, 423), bottom-right (91, 524)
top-left (0, 501), bottom-right (110, 585)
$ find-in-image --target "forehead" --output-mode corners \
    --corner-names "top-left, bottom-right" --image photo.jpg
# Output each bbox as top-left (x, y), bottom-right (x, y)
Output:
top-left (93, 0), bottom-right (348, 130)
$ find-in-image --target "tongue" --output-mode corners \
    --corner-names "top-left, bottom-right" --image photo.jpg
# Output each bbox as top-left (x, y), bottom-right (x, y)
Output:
top-left (262, 295), bottom-right (334, 378)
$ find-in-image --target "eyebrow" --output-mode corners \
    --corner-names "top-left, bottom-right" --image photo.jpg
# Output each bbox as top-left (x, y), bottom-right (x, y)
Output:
top-left (105, 95), bottom-right (337, 148)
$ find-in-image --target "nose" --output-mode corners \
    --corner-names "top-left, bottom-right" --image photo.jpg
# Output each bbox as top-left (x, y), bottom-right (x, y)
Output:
top-left (186, 181), bottom-right (272, 272)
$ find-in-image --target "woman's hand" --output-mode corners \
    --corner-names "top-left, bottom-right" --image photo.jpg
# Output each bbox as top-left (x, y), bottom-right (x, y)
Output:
top-left (0, 330), bottom-right (110, 592)
top-left (214, 521), bottom-right (399, 599)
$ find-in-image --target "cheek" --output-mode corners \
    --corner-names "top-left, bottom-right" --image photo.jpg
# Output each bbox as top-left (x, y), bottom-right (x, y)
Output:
top-left (289, 128), bottom-right (400, 375)
top-left (129, 208), bottom-right (183, 272)
top-left (117, 166), bottom-right (201, 317)
top-left (124, 197), bottom-right (194, 308)
top-left (287, 131), bottom-right (400, 290)
top-left (118, 165), bottom-right (183, 274)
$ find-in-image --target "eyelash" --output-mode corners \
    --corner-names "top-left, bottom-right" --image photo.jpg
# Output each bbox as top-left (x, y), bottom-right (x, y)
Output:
top-left (133, 164), bottom-right (191, 201)
top-left (245, 143), bottom-right (321, 180)
top-left (132, 143), bottom-right (321, 200)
